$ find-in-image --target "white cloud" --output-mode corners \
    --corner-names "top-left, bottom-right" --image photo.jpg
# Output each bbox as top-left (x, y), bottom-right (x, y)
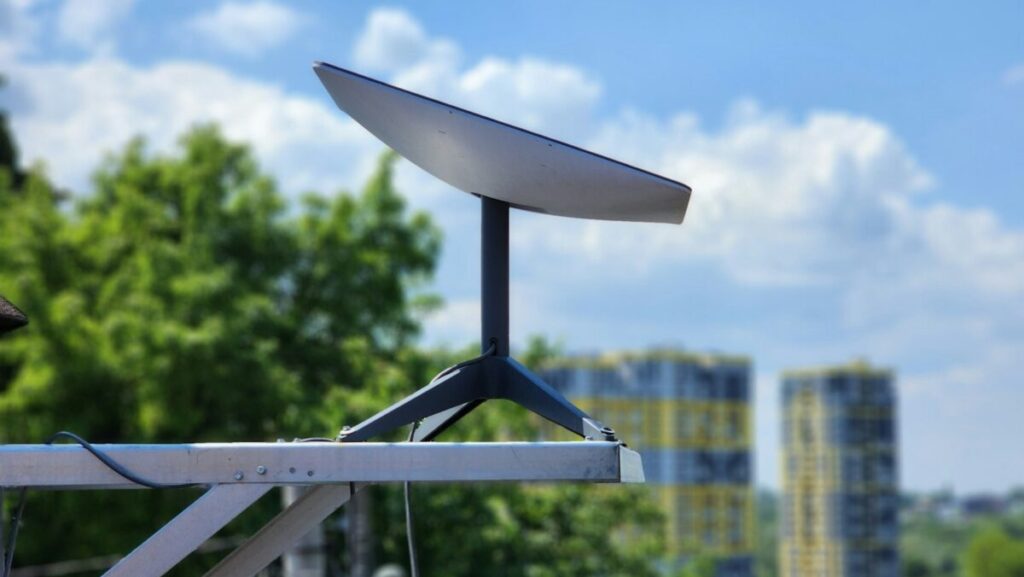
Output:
top-left (1003, 63), bottom-right (1024, 86)
top-left (454, 57), bottom-right (601, 140)
top-left (392, 55), bottom-right (603, 142)
top-left (354, 8), bottom-right (601, 141)
top-left (7, 57), bottom-right (380, 195)
top-left (188, 1), bottom-right (305, 57)
top-left (57, 0), bottom-right (134, 54)
top-left (509, 103), bottom-right (933, 286)
top-left (354, 7), bottom-right (459, 74)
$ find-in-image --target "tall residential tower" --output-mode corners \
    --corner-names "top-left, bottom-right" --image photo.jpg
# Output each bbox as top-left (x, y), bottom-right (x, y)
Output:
top-left (780, 361), bottom-right (899, 577)
top-left (542, 350), bottom-right (754, 577)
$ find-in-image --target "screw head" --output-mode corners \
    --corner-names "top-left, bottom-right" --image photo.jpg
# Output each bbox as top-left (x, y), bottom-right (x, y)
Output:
top-left (233, 471), bottom-right (244, 481)
top-left (256, 465), bottom-right (267, 476)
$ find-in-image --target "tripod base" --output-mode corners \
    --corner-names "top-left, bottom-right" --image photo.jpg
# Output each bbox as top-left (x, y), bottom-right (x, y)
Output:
top-left (337, 355), bottom-right (617, 443)
top-left (338, 197), bottom-right (617, 444)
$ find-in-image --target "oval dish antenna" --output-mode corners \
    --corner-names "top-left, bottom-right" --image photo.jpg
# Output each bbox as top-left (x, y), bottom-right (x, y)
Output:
top-left (313, 62), bottom-right (690, 224)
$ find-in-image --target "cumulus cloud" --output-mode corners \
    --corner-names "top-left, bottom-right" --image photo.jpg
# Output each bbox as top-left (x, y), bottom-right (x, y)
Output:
top-left (57, 0), bottom-right (135, 53)
top-left (560, 102), bottom-right (934, 285)
top-left (506, 101), bottom-right (1024, 378)
top-left (354, 8), bottom-right (601, 141)
top-left (512, 98), bottom-right (1024, 375)
top-left (188, 1), bottom-right (305, 57)
top-left (354, 7), bottom-right (459, 74)
top-left (7, 58), bottom-right (380, 195)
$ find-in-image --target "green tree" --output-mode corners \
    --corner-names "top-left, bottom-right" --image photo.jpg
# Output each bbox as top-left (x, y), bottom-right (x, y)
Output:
top-left (903, 556), bottom-right (933, 577)
top-left (754, 489), bottom-right (778, 577)
top-left (963, 526), bottom-right (1024, 577)
top-left (675, 554), bottom-right (717, 577)
top-left (0, 125), bottom-right (440, 570)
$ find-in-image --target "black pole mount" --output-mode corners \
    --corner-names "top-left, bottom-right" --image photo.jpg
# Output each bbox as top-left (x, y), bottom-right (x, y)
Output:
top-left (337, 197), bottom-right (617, 443)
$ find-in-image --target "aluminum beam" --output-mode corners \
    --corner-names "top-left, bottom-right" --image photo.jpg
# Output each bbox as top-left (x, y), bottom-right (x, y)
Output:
top-left (0, 442), bottom-right (643, 488)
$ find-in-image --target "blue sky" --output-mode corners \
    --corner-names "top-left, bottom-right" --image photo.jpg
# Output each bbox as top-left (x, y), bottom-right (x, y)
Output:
top-left (2, 1), bottom-right (1022, 493)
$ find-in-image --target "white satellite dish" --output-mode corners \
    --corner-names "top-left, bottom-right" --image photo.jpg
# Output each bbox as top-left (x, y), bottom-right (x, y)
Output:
top-left (313, 62), bottom-right (690, 224)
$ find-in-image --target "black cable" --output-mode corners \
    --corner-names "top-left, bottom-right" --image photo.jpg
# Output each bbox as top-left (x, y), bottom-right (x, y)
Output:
top-left (399, 343), bottom-right (497, 577)
top-left (404, 420), bottom-right (421, 577)
top-left (400, 343), bottom-right (501, 577)
top-left (44, 432), bottom-right (192, 489)
top-left (0, 488), bottom-right (4, 570)
top-left (1, 431), bottom-right (197, 577)
top-left (433, 340), bottom-right (497, 382)
top-left (1, 488), bottom-right (24, 577)
top-left (401, 339), bottom-right (498, 577)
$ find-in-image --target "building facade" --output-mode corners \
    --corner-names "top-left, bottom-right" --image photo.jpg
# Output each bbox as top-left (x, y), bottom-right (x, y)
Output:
top-left (780, 362), bottom-right (899, 577)
top-left (541, 350), bottom-right (754, 577)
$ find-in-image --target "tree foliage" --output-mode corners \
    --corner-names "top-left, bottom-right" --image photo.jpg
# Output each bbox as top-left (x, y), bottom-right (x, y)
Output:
top-left (0, 123), bottom-right (441, 569)
top-left (0, 120), bottom-right (665, 575)
top-left (963, 526), bottom-right (1024, 577)
top-left (754, 489), bottom-right (778, 577)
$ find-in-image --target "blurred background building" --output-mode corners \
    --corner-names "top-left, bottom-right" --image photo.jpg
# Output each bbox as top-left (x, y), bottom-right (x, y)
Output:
top-left (541, 349), bottom-right (754, 577)
top-left (780, 361), bottom-right (899, 577)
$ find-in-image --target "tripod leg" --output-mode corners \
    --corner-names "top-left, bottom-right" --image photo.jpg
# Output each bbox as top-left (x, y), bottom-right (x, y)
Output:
top-left (411, 400), bottom-right (485, 442)
top-left (339, 364), bottom-right (485, 442)
top-left (497, 357), bottom-right (616, 440)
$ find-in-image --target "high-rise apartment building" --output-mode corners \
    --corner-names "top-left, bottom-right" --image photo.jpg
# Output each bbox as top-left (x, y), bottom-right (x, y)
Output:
top-left (541, 350), bottom-right (754, 577)
top-left (780, 361), bottom-right (899, 577)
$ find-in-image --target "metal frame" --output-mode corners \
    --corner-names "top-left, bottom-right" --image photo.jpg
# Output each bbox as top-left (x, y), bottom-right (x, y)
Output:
top-left (0, 201), bottom-right (639, 576)
top-left (0, 441), bottom-right (642, 488)
top-left (0, 440), bottom-right (643, 576)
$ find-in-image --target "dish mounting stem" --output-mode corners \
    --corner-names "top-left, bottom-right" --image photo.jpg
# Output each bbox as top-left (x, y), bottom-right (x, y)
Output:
top-left (482, 196), bottom-right (510, 357)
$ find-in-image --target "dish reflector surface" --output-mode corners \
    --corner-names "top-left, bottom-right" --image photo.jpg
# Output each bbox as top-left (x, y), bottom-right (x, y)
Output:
top-left (314, 62), bottom-right (690, 224)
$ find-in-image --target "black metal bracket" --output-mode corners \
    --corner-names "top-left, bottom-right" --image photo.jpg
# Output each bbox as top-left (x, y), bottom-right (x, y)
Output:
top-left (337, 197), bottom-right (617, 443)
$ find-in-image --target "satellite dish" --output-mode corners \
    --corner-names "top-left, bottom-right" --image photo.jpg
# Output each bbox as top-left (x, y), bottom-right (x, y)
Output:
top-left (313, 62), bottom-right (690, 224)
top-left (314, 62), bottom-right (691, 443)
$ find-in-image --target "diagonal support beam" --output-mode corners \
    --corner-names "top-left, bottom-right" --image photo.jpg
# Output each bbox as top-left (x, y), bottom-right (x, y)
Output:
top-left (103, 484), bottom-right (271, 577)
top-left (203, 483), bottom-right (365, 577)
